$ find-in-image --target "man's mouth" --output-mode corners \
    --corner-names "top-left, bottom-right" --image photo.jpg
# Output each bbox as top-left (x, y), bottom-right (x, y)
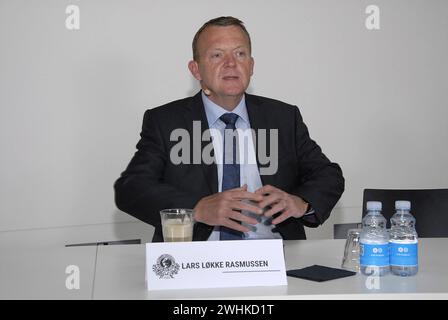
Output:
top-left (222, 76), bottom-right (239, 80)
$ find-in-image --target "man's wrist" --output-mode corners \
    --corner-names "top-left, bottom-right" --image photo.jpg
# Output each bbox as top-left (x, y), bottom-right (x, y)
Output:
top-left (300, 202), bottom-right (320, 227)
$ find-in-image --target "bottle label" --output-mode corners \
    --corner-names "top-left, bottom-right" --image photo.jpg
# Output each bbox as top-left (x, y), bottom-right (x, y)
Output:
top-left (360, 242), bottom-right (389, 267)
top-left (389, 240), bottom-right (418, 267)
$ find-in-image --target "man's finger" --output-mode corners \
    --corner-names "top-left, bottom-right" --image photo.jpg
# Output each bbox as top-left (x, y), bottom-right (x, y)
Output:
top-left (271, 210), bottom-right (292, 225)
top-left (223, 219), bottom-right (251, 233)
top-left (231, 191), bottom-right (264, 202)
top-left (228, 210), bottom-right (259, 225)
top-left (258, 193), bottom-right (281, 209)
top-left (263, 201), bottom-right (286, 218)
top-left (254, 184), bottom-right (277, 195)
top-left (230, 201), bottom-right (263, 215)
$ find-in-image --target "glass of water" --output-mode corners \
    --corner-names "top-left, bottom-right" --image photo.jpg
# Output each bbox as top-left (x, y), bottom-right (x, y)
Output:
top-left (341, 228), bottom-right (361, 272)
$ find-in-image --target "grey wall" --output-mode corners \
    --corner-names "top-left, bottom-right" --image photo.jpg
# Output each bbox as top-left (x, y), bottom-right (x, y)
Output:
top-left (1, 0), bottom-right (447, 237)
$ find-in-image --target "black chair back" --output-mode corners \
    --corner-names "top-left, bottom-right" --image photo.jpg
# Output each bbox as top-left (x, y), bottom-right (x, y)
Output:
top-left (362, 189), bottom-right (448, 237)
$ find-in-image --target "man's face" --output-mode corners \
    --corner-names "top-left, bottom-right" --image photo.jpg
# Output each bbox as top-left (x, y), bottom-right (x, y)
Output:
top-left (189, 25), bottom-right (254, 99)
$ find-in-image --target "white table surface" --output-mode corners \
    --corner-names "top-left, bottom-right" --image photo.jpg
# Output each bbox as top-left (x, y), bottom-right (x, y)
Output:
top-left (0, 221), bottom-right (153, 299)
top-left (0, 245), bottom-right (97, 299)
top-left (92, 238), bottom-right (448, 300)
top-left (2, 223), bottom-right (447, 300)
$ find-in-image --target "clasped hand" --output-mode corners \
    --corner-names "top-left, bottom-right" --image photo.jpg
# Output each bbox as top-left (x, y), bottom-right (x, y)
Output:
top-left (193, 184), bottom-right (309, 233)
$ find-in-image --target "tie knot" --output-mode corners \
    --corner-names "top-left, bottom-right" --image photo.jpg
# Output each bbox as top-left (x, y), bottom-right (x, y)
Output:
top-left (220, 113), bottom-right (239, 127)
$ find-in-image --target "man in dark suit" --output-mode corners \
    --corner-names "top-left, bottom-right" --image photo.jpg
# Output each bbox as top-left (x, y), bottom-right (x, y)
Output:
top-left (114, 16), bottom-right (344, 242)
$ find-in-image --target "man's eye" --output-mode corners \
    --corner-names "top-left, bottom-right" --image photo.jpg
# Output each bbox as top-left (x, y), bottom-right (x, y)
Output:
top-left (211, 53), bottom-right (222, 58)
top-left (236, 51), bottom-right (247, 57)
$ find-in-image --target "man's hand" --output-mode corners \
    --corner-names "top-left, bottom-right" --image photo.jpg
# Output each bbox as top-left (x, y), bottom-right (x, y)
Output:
top-left (255, 185), bottom-right (309, 225)
top-left (193, 185), bottom-right (264, 233)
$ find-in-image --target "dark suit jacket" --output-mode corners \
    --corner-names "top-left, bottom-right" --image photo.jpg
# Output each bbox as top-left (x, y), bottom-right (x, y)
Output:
top-left (114, 91), bottom-right (344, 242)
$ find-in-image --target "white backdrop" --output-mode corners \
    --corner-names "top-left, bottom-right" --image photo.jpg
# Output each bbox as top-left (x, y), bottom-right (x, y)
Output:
top-left (1, 0), bottom-right (447, 237)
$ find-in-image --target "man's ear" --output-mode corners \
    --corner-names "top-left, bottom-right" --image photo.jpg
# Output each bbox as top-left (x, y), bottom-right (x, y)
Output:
top-left (250, 57), bottom-right (255, 76)
top-left (188, 60), bottom-right (202, 81)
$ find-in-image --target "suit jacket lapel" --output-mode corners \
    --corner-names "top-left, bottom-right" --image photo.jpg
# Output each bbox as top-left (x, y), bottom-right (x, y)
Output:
top-left (245, 94), bottom-right (277, 187)
top-left (183, 91), bottom-right (218, 194)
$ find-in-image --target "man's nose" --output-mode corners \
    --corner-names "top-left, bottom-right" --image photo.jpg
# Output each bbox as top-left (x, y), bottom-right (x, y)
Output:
top-left (223, 54), bottom-right (236, 67)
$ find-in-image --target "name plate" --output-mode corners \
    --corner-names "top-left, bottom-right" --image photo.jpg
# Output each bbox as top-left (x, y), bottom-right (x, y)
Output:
top-left (146, 239), bottom-right (287, 290)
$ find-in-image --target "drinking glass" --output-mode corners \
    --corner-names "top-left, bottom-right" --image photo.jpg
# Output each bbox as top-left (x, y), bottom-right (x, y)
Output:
top-left (160, 209), bottom-right (194, 242)
top-left (341, 228), bottom-right (361, 272)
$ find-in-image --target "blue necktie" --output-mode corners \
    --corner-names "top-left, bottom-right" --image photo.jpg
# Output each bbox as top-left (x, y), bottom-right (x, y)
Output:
top-left (219, 113), bottom-right (243, 240)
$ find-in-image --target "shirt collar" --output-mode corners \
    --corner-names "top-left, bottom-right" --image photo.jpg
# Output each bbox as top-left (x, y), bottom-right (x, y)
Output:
top-left (201, 90), bottom-right (249, 127)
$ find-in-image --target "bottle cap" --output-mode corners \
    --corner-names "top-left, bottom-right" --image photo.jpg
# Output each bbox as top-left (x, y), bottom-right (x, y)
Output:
top-left (395, 200), bottom-right (411, 210)
top-left (366, 201), bottom-right (382, 211)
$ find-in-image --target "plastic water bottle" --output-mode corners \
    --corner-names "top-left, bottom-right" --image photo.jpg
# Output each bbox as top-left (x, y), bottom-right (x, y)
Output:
top-left (360, 201), bottom-right (389, 276)
top-left (389, 200), bottom-right (418, 276)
